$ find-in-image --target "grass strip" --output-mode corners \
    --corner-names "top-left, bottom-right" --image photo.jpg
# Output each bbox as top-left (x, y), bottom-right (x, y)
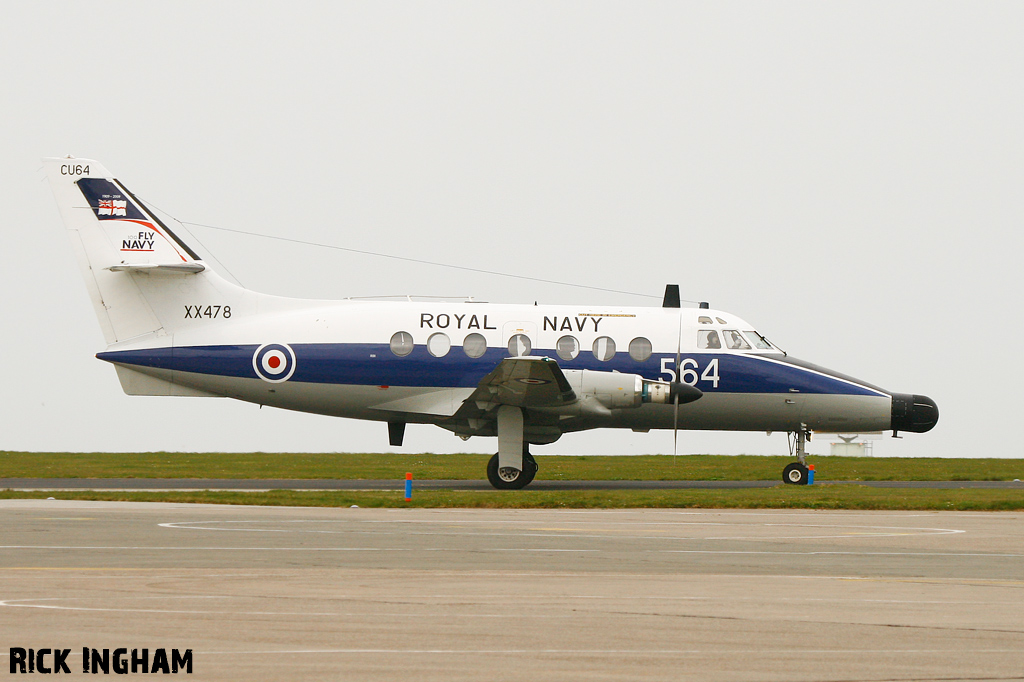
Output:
top-left (3, 487), bottom-right (1022, 511)
top-left (2, 452), bottom-right (1023, 481)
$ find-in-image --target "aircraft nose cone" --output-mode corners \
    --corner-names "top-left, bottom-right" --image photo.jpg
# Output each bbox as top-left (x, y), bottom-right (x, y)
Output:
top-left (891, 393), bottom-right (939, 433)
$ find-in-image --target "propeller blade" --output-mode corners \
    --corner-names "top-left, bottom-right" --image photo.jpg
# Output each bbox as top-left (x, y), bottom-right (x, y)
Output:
top-left (673, 392), bottom-right (679, 461)
top-left (675, 315), bottom-right (682, 381)
top-left (674, 313), bottom-right (682, 463)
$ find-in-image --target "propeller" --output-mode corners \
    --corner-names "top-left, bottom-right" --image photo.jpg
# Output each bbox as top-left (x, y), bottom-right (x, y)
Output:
top-left (673, 312), bottom-right (681, 461)
top-left (662, 285), bottom-right (703, 463)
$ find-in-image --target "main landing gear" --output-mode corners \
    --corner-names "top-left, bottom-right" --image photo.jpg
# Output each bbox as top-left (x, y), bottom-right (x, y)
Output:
top-left (485, 404), bottom-right (540, 490)
top-left (783, 427), bottom-right (812, 485)
top-left (487, 447), bottom-right (538, 490)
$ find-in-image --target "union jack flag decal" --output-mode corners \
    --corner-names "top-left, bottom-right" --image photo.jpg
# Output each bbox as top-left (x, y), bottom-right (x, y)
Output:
top-left (97, 199), bottom-right (128, 217)
top-left (77, 178), bottom-right (146, 221)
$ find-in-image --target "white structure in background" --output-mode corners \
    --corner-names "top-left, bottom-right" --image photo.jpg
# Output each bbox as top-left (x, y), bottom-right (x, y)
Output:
top-left (828, 433), bottom-right (883, 457)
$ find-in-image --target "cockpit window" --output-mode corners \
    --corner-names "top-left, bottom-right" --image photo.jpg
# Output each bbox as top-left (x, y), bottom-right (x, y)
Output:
top-left (743, 330), bottom-right (773, 350)
top-left (716, 317), bottom-right (727, 324)
top-left (698, 316), bottom-right (713, 325)
top-left (698, 330), bottom-right (721, 349)
top-left (724, 330), bottom-right (751, 350)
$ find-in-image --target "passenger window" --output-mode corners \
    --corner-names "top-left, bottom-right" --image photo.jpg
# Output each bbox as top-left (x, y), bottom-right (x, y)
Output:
top-left (724, 330), bottom-right (751, 350)
top-left (592, 336), bottom-right (616, 361)
top-left (698, 330), bottom-right (721, 350)
top-left (628, 337), bottom-right (652, 362)
top-left (508, 334), bottom-right (532, 357)
top-left (744, 330), bottom-right (772, 350)
top-left (463, 333), bottom-right (487, 358)
top-left (556, 335), bottom-right (579, 361)
top-left (427, 332), bottom-right (451, 357)
top-left (698, 316), bottom-right (713, 325)
top-left (390, 331), bottom-right (414, 357)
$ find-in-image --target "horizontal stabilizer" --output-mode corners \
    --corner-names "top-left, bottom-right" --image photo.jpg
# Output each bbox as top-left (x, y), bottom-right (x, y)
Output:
top-left (107, 263), bottom-right (206, 274)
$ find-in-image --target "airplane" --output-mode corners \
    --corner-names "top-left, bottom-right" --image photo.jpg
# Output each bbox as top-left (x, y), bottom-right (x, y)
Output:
top-left (43, 157), bottom-right (939, 489)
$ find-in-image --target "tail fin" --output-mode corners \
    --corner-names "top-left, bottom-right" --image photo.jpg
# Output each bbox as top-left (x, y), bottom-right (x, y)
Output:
top-left (43, 157), bottom-right (243, 345)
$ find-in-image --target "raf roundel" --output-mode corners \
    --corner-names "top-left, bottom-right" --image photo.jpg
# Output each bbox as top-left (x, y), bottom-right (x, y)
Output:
top-left (253, 343), bottom-right (297, 383)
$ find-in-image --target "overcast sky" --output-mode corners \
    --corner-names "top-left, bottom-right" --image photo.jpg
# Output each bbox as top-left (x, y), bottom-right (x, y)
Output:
top-left (2, 2), bottom-right (1021, 459)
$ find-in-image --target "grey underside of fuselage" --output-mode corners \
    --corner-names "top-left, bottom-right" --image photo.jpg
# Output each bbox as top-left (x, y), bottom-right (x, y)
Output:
top-left (119, 365), bottom-right (893, 436)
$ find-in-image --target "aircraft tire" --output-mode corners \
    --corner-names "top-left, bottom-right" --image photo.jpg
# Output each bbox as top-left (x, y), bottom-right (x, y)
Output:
top-left (782, 462), bottom-right (809, 485)
top-left (487, 452), bottom-right (538, 490)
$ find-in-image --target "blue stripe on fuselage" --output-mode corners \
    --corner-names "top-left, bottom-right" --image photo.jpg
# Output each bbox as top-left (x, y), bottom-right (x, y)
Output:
top-left (96, 344), bottom-right (886, 397)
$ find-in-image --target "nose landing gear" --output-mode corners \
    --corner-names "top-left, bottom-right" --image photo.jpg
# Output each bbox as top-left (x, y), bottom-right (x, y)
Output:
top-left (783, 427), bottom-right (812, 485)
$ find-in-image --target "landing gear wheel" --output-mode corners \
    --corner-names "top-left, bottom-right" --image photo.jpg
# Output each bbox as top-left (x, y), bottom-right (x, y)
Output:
top-left (523, 452), bottom-right (538, 479)
top-left (782, 462), bottom-right (809, 485)
top-left (487, 451), bottom-right (538, 490)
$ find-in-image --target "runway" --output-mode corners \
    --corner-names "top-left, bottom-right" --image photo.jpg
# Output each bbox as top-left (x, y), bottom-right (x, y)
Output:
top-left (1, 500), bottom-right (1022, 681)
top-left (3, 477), bottom-right (1022, 491)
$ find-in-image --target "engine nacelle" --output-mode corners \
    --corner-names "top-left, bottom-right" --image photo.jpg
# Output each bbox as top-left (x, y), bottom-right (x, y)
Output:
top-left (562, 370), bottom-right (678, 410)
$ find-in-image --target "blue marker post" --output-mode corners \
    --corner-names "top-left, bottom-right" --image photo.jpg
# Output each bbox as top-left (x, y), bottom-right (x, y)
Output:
top-left (405, 472), bottom-right (413, 501)
top-left (807, 465), bottom-right (815, 485)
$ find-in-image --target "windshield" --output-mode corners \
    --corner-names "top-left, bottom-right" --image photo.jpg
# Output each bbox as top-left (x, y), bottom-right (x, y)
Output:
top-left (743, 330), bottom-right (773, 350)
top-left (724, 330), bottom-right (751, 350)
top-left (698, 330), bottom-right (721, 349)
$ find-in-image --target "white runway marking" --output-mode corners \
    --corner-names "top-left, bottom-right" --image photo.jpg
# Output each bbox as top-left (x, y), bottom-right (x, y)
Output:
top-left (1, 545), bottom-right (394, 550)
top-left (3, 545), bottom-right (1018, 557)
top-left (2, 593), bottom-right (1009, 614)
top-left (0, 598), bottom-right (574, 618)
top-left (158, 518), bottom-right (967, 541)
top-left (661, 550), bottom-right (1024, 557)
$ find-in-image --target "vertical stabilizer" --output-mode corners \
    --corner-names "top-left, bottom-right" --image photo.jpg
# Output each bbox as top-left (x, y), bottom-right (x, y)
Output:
top-left (43, 157), bottom-right (245, 346)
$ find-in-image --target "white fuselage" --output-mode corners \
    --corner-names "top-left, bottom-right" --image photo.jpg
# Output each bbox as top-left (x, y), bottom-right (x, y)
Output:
top-left (100, 299), bottom-right (895, 442)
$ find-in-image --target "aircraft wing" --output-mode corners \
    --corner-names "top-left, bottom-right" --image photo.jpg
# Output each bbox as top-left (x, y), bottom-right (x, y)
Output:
top-left (464, 356), bottom-right (576, 409)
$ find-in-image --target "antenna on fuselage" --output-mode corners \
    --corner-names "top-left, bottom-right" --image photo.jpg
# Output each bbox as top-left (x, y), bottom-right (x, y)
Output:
top-left (662, 284), bottom-right (681, 308)
top-left (663, 284), bottom-right (711, 310)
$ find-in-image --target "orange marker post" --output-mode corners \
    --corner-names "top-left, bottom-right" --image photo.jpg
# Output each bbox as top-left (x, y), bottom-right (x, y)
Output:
top-left (404, 472), bottom-right (413, 501)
